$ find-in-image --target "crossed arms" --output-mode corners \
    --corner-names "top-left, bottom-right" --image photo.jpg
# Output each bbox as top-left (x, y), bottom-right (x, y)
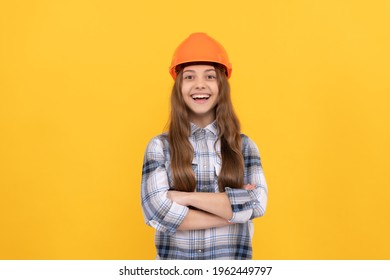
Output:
top-left (141, 135), bottom-right (268, 235)
top-left (167, 184), bottom-right (255, 230)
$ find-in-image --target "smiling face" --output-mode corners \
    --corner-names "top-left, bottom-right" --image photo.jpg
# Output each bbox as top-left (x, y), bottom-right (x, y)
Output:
top-left (181, 64), bottom-right (219, 127)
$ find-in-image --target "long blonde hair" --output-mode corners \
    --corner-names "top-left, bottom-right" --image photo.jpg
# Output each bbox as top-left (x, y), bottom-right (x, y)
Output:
top-left (168, 65), bottom-right (244, 192)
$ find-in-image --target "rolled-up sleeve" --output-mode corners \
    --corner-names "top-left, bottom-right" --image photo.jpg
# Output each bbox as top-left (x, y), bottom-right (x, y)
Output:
top-left (226, 135), bottom-right (268, 223)
top-left (141, 137), bottom-right (189, 235)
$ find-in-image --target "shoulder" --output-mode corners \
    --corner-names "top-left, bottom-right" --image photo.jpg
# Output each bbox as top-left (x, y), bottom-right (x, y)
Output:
top-left (240, 133), bottom-right (261, 155)
top-left (145, 133), bottom-right (169, 154)
top-left (240, 133), bottom-right (249, 143)
top-left (149, 133), bottom-right (169, 144)
top-left (240, 133), bottom-right (257, 148)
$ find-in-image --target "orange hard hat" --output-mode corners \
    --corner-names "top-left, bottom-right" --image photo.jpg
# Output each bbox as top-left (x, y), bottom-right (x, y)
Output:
top-left (169, 32), bottom-right (232, 80)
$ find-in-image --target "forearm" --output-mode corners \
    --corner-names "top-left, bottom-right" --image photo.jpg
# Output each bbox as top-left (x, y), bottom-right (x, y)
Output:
top-left (177, 208), bottom-right (231, 231)
top-left (187, 192), bottom-right (233, 220)
top-left (168, 191), bottom-right (233, 220)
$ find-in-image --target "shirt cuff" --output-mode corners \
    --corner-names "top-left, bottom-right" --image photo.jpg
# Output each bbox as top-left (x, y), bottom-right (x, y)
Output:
top-left (148, 201), bottom-right (189, 235)
top-left (225, 187), bottom-right (257, 223)
top-left (228, 209), bottom-right (253, 223)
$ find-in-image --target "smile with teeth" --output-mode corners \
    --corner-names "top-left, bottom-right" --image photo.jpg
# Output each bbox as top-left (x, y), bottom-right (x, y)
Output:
top-left (191, 94), bottom-right (211, 100)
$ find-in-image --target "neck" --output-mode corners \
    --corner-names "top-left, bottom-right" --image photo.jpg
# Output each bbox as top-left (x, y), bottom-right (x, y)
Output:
top-left (189, 114), bottom-right (215, 128)
top-left (187, 108), bottom-right (216, 128)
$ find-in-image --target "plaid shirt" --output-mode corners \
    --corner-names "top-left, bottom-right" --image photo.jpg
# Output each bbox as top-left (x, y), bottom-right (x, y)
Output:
top-left (141, 122), bottom-right (268, 259)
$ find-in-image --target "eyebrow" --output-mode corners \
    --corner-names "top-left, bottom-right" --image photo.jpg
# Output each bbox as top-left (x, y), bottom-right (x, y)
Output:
top-left (183, 68), bottom-right (216, 73)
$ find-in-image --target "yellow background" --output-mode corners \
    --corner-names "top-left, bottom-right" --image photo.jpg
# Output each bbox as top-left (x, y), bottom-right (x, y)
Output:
top-left (1, 0), bottom-right (389, 259)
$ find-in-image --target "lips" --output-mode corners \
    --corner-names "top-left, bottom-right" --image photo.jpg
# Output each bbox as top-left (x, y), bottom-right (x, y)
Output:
top-left (191, 94), bottom-right (210, 101)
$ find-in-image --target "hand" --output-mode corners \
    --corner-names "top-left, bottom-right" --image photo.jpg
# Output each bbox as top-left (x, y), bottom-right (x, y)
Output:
top-left (167, 190), bottom-right (190, 206)
top-left (242, 183), bottom-right (256, 190)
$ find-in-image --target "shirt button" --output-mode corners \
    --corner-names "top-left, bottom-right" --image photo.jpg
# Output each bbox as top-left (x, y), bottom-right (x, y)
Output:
top-left (196, 249), bottom-right (204, 253)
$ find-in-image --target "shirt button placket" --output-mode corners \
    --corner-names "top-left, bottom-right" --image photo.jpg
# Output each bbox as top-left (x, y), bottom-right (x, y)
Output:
top-left (201, 131), bottom-right (209, 190)
top-left (198, 129), bottom-right (207, 253)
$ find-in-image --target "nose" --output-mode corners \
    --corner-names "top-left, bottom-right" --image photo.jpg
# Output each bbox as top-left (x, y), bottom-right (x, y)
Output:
top-left (195, 78), bottom-right (206, 89)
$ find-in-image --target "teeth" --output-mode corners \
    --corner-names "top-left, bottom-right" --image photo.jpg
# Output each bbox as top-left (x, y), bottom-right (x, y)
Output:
top-left (192, 94), bottom-right (210, 99)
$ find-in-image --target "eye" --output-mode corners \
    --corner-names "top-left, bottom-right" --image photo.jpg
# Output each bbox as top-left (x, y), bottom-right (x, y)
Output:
top-left (183, 75), bottom-right (194, 80)
top-left (207, 75), bottom-right (216, 80)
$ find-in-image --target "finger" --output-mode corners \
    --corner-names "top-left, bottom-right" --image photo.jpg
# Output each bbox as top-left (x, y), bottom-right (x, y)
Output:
top-left (243, 184), bottom-right (256, 190)
top-left (242, 184), bottom-right (253, 190)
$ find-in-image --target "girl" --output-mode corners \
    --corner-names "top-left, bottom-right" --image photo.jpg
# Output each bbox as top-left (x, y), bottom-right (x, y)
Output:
top-left (141, 33), bottom-right (268, 260)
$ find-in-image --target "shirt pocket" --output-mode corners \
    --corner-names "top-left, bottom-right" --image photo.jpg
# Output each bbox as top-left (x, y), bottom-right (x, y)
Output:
top-left (214, 154), bottom-right (222, 177)
top-left (192, 156), bottom-right (198, 173)
top-left (213, 155), bottom-right (222, 192)
top-left (165, 157), bottom-right (198, 190)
